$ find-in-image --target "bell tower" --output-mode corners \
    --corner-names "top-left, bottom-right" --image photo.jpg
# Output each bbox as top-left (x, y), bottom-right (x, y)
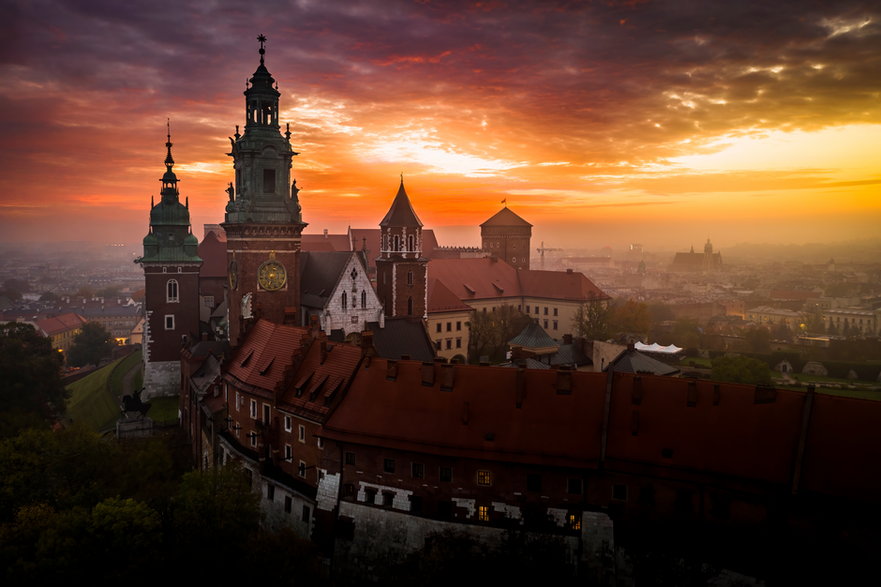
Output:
top-left (376, 177), bottom-right (427, 319)
top-left (136, 123), bottom-right (202, 398)
top-left (222, 35), bottom-right (307, 347)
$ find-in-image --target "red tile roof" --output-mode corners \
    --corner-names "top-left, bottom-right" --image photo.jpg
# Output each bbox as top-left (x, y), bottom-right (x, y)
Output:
top-left (36, 312), bottom-right (86, 336)
top-left (225, 319), bottom-right (311, 392)
top-left (322, 359), bottom-right (606, 468)
top-left (428, 257), bottom-right (609, 303)
top-left (427, 279), bottom-right (472, 313)
top-left (278, 339), bottom-right (363, 420)
top-left (302, 233), bottom-right (352, 252)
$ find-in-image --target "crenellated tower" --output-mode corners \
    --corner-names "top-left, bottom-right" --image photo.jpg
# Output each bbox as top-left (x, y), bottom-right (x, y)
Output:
top-left (136, 123), bottom-right (202, 398)
top-left (222, 35), bottom-right (307, 347)
top-left (375, 177), bottom-right (427, 319)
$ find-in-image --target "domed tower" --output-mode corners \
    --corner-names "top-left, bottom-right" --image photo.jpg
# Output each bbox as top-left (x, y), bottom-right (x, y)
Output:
top-left (136, 123), bottom-right (202, 398)
top-left (222, 35), bottom-right (307, 347)
top-left (376, 177), bottom-right (427, 318)
top-left (480, 204), bottom-right (532, 270)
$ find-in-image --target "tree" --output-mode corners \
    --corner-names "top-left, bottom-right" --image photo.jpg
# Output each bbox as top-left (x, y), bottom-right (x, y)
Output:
top-left (711, 355), bottom-right (771, 386)
top-left (0, 279), bottom-right (28, 301)
top-left (67, 322), bottom-right (114, 368)
top-left (0, 322), bottom-right (67, 436)
top-left (608, 299), bottom-right (652, 339)
top-left (468, 305), bottom-right (532, 363)
top-left (744, 326), bottom-right (771, 354)
top-left (573, 299), bottom-right (610, 341)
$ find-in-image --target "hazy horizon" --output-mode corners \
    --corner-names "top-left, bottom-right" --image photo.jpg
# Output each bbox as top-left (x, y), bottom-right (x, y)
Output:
top-left (1, 1), bottom-right (879, 251)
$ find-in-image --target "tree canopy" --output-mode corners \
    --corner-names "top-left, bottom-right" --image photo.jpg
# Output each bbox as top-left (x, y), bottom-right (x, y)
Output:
top-left (68, 322), bottom-right (114, 368)
top-left (0, 322), bottom-right (67, 437)
top-left (711, 355), bottom-right (772, 386)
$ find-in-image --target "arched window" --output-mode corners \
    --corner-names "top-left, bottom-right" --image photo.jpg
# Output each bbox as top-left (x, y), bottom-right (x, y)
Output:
top-left (361, 289), bottom-right (367, 308)
top-left (167, 279), bottom-right (179, 303)
top-left (393, 235), bottom-right (401, 252)
top-left (407, 234), bottom-right (415, 252)
top-left (341, 291), bottom-right (347, 310)
top-left (407, 271), bottom-right (414, 286)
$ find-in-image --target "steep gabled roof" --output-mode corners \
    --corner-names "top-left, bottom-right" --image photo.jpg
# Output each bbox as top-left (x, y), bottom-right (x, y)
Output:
top-left (225, 319), bottom-right (311, 391)
top-left (480, 206), bottom-right (532, 228)
top-left (606, 345), bottom-right (680, 376)
top-left (299, 251), bottom-right (358, 309)
top-left (366, 317), bottom-right (436, 362)
top-left (379, 180), bottom-right (422, 228)
top-left (278, 338), bottom-right (363, 420)
top-left (35, 312), bottom-right (87, 336)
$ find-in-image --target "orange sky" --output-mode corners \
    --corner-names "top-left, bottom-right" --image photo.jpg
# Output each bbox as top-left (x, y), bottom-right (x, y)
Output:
top-left (1, 1), bottom-right (879, 252)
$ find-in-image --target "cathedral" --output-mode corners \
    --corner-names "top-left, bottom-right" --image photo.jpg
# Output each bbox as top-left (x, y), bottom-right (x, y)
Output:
top-left (137, 38), bottom-right (880, 582)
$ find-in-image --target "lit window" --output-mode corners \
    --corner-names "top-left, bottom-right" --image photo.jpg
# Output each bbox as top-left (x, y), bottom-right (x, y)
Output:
top-left (568, 513), bottom-right (581, 530)
top-left (477, 470), bottom-right (493, 486)
top-left (478, 505), bottom-right (490, 521)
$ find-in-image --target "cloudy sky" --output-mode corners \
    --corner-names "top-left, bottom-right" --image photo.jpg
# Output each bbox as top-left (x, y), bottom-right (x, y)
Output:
top-left (1, 0), bottom-right (879, 251)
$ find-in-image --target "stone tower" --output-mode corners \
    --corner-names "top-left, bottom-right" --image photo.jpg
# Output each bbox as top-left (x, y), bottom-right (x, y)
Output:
top-left (136, 124), bottom-right (202, 398)
top-left (480, 205), bottom-right (532, 270)
top-left (222, 35), bottom-right (307, 347)
top-left (375, 178), bottom-right (427, 319)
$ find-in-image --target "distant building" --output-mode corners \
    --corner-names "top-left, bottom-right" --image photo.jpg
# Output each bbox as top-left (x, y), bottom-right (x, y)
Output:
top-left (671, 238), bottom-right (722, 272)
top-left (31, 312), bottom-right (87, 362)
top-left (480, 205), bottom-right (532, 270)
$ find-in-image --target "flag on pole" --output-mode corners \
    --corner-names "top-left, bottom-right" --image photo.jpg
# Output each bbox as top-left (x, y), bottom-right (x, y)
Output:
top-left (501, 198), bottom-right (507, 205)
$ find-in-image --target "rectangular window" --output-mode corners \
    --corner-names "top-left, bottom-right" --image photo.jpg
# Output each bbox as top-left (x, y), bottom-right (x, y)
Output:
top-left (382, 491), bottom-right (394, 507)
top-left (164, 314), bottom-right (175, 330)
top-left (250, 432), bottom-right (257, 448)
top-left (302, 505), bottom-right (311, 523)
top-left (249, 399), bottom-right (257, 419)
top-left (456, 321), bottom-right (461, 331)
top-left (435, 340), bottom-right (441, 350)
top-left (455, 338), bottom-right (462, 349)
top-left (553, 320), bottom-right (558, 330)
top-left (298, 424), bottom-right (306, 443)
top-left (267, 484), bottom-right (275, 501)
top-left (235, 392), bottom-right (241, 412)
top-left (284, 416), bottom-right (292, 432)
top-left (284, 495), bottom-right (292, 513)
top-left (544, 307), bottom-right (548, 315)
top-left (445, 339), bottom-right (452, 350)
top-left (317, 437), bottom-right (324, 450)
top-left (284, 444), bottom-right (293, 462)
top-left (436, 323), bottom-right (442, 333)
top-left (439, 466), bottom-right (452, 482)
top-left (298, 461), bottom-right (307, 478)
top-left (262, 403), bottom-right (270, 424)
top-left (446, 322), bottom-right (452, 332)
top-left (344, 451), bottom-right (355, 466)
top-left (478, 505), bottom-right (490, 522)
top-left (553, 308), bottom-right (558, 316)
top-left (412, 462), bottom-right (424, 479)
top-left (383, 458), bottom-right (396, 473)
top-left (263, 168), bottom-right (276, 193)
top-left (477, 470), bottom-right (493, 486)
top-left (543, 319), bottom-right (548, 328)
top-left (568, 513), bottom-right (581, 530)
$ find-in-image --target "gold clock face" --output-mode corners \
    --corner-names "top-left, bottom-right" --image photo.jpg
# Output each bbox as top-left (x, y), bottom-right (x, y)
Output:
top-left (258, 260), bottom-right (287, 291)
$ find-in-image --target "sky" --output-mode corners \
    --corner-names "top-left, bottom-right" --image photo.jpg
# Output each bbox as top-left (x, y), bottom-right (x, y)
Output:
top-left (1, 0), bottom-right (879, 252)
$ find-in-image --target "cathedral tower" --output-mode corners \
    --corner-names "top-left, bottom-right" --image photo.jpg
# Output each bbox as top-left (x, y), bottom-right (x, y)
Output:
top-left (480, 204), bottom-right (532, 270)
top-left (222, 35), bottom-right (307, 347)
top-left (376, 178), bottom-right (427, 319)
top-left (136, 125), bottom-right (202, 398)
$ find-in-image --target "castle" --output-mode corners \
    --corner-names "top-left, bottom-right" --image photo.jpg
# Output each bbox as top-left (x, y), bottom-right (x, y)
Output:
top-left (142, 38), bottom-right (880, 582)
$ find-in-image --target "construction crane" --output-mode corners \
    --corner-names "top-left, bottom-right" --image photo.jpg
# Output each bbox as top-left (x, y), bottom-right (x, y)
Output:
top-left (536, 241), bottom-right (562, 270)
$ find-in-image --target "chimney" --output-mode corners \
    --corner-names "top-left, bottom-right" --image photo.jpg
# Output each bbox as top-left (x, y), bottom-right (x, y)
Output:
top-left (421, 362), bottom-right (435, 386)
top-left (323, 228), bottom-right (328, 238)
top-left (566, 268), bottom-right (573, 273)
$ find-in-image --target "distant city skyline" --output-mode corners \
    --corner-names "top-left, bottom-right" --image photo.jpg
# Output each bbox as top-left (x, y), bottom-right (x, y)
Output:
top-left (1, 0), bottom-right (879, 250)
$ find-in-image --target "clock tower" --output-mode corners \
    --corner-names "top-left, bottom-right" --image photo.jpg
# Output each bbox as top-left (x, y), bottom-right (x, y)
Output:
top-left (136, 125), bottom-right (202, 398)
top-left (222, 35), bottom-right (307, 347)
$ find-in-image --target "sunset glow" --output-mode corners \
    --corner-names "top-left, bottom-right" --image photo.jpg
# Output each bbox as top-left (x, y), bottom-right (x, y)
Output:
top-left (1, 0), bottom-right (879, 251)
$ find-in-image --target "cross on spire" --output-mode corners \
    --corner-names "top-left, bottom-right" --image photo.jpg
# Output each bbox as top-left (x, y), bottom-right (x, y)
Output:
top-left (257, 34), bottom-right (267, 64)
